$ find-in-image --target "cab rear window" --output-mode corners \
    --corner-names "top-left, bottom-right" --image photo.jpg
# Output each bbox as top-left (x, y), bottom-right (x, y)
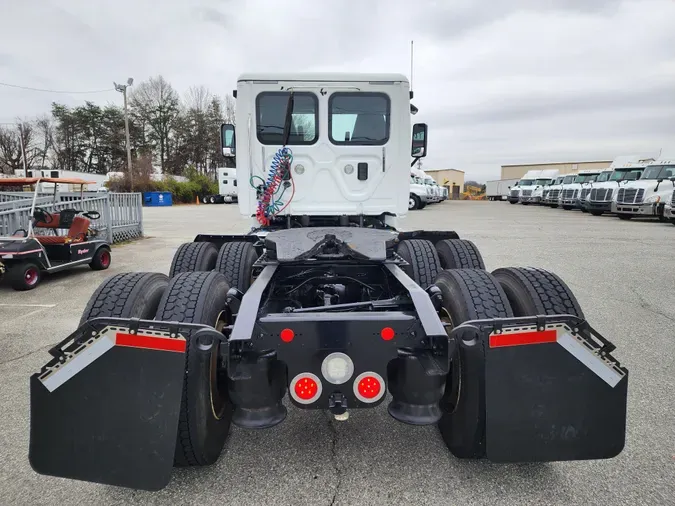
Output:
top-left (256, 92), bottom-right (318, 145)
top-left (329, 92), bottom-right (390, 145)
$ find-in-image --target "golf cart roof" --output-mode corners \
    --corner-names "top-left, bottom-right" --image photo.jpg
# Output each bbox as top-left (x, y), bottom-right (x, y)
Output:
top-left (0, 177), bottom-right (96, 186)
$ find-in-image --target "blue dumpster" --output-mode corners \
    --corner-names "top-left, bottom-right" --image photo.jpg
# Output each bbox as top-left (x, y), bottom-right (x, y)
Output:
top-left (143, 191), bottom-right (173, 207)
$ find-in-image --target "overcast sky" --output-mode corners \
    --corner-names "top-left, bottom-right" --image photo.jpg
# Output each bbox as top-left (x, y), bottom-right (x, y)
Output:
top-left (1, 0), bottom-right (674, 181)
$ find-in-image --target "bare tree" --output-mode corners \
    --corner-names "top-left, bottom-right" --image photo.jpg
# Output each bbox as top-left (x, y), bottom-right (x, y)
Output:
top-left (129, 75), bottom-right (180, 172)
top-left (0, 122), bottom-right (39, 174)
top-left (34, 115), bottom-right (54, 169)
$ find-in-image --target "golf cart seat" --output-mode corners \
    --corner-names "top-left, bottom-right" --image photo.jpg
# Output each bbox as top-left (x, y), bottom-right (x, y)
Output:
top-left (35, 216), bottom-right (90, 245)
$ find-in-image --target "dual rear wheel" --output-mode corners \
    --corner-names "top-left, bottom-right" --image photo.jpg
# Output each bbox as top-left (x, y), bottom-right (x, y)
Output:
top-left (82, 239), bottom-right (261, 469)
top-left (396, 237), bottom-right (584, 458)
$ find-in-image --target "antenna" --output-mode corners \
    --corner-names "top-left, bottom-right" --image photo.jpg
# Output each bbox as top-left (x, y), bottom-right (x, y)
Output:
top-left (410, 40), bottom-right (414, 93)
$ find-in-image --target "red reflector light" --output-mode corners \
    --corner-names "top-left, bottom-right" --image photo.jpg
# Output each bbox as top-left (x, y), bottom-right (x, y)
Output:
top-left (290, 373), bottom-right (322, 404)
top-left (357, 376), bottom-right (381, 399)
top-left (294, 377), bottom-right (318, 400)
top-left (115, 333), bottom-right (186, 353)
top-left (489, 329), bottom-right (557, 348)
top-left (353, 371), bottom-right (386, 403)
top-left (280, 328), bottom-right (294, 343)
top-left (380, 327), bottom-right (395, 341)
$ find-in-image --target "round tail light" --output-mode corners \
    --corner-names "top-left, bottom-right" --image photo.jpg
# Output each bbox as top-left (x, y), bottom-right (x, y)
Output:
top-left (290, 373), bottom-right (322, 404)
top-left (353, 371), bottom-right (386, 403)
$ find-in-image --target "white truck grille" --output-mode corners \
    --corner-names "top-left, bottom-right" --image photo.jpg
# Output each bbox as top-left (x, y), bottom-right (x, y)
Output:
top-left (616, 188), bottom-right (644, 204)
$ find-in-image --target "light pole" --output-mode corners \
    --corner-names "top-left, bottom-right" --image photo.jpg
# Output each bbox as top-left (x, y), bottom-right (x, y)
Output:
top-left (114, 77), bottom-right (134, 191)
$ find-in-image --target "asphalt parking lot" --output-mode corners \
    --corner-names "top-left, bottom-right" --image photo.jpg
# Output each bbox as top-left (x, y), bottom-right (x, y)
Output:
top-left (1, 200), bottom-right (674, 506)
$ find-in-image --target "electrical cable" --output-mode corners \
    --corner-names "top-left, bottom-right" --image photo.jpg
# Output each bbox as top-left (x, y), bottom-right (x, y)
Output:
top-left (0, 81), bottom-right (114, 94)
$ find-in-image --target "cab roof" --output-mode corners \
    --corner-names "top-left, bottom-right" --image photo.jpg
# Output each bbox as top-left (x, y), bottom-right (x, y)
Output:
top-left (237, 72), bottom-right (409, 83)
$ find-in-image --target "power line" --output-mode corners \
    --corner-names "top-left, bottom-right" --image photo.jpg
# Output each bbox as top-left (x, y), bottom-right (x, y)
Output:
top-left (0, 81), bottom-right (114, 94)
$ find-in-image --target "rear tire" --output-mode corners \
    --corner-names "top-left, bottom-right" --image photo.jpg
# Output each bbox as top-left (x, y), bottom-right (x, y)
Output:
top-left (90, 246), bottom-right (111, 270)
top-left (435, 239), bottom-right (485, 270)
top-left (492, 267), bottom-right (584, 318)
top-left (590, 210), bottom-right (603, 216)
top-left (80, 272), bottom-right (169, 325)
top-left (8, 261), bottom-right (41, 291)
top-left (214, 241), bottom-right (258, 293)
top-left (155, 271), bottom-right (233, 467)
top-left (169, 242), bottom-right (218, 278)
top-left (396, 239), bottom-right (441, 288)
top-left (562, 205), bottom-right (573, 210)
top-left (435, 269), bottom-right (513, 459)
top-left (550, 204), bottom-right (558, 208)
top-left (617, 214), bottom-right (632, 220)
top-left (509, 200), bottom-right (517, 204)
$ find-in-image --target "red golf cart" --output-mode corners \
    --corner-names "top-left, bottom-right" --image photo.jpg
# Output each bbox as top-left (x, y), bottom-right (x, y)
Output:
top-left (0, 177), bottom-right (111, 290)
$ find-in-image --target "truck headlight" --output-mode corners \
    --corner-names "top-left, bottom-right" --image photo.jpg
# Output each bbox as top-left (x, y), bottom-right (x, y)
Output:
top-left (645, 195), bottom-right (661, 204)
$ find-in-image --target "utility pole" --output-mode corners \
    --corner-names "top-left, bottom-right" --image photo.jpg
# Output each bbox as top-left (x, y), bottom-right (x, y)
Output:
top-left (114, 78), bottom-right (134, 191)
top-left (18, 122), bottom-right (28, 174)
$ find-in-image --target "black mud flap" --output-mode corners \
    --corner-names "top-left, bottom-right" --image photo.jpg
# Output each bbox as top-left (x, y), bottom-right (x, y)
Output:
top-left (29, 318), bottom-right (220, 491)
top-left (450, 316), bottom-right (628, 462)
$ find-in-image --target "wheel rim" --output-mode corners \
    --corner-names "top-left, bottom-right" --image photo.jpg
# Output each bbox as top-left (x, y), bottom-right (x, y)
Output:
top-left (409, 197), bottom-right (415, 209)
top-left (25, 267), bottom-right (39, 286)
top-left (209, 310), bottom-right (230, 420)
top-left (100, 250), bottom-right (111, 267)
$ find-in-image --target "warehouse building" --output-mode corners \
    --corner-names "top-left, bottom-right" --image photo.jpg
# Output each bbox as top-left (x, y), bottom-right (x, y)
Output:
top-left (501, 161), bottom-right (612, 180)
top-left (424, 168), bottom-right (465, 199)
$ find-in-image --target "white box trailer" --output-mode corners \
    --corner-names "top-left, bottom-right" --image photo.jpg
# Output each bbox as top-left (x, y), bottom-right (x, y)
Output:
top-left (486, 178), bottom-right (519, 201)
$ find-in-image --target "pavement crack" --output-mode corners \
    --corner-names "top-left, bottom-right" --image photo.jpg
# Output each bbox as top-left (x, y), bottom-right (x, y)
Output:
top-left (629, 286), bottom-right (675, 324)
top-left (324, 411), bottom-right (342, 506)
top-left (0, 343), bottom-right (51, 366)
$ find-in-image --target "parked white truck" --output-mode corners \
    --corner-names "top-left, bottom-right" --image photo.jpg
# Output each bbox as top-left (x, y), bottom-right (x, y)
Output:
top-left (664, 187), bottom-right (675, 225)
top-left (560, 169), bottom-right (602, 210)
top-left (522, 169), bottom-right (559, 205)
top-left (486, 178), bottom-right (519, 201)
top-left (507, 170), bottom-right (541, 204)
top-left (585, 156), bottom-right (653, 216)
top-left (612, 157), bottom-right (675, 221)
top-left (543, 175), bottom-right (565, 207)
top-left (409, 170), bottom-right (429, 210)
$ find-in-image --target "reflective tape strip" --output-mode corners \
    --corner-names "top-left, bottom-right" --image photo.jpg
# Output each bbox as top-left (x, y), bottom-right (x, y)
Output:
top-left (40, 332), bottom-right (116, 392)
top-left (557, 332), bottom-right (624, 387)
top-left (489, 329), bottom-right (557, 348)
top-left (115, 332), bottom-right (186, 353)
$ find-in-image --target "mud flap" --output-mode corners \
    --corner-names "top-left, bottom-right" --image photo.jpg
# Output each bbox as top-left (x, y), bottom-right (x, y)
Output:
top-left (29, 318), bottom-right (220, 491)
top-left (450, 316), bottom-right (628, 462)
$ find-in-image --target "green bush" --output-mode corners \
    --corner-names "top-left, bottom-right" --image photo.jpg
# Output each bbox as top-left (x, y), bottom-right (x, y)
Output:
top-left (106, 168), bottom-right (219, 204)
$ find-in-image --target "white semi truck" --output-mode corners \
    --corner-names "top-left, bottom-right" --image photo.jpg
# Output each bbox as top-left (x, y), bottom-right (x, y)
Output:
top-left (507, 170), bottom-right (541, 204)
top-left (409, 170), bottom-right (430, 210)
top-left (542, 175), bottom-right (565, 207)
top-left (613, 157), bottom-right (675, 221)
top-left (664, 187), bottom-right (675, 225)
top-left (522, 169), bottom-right (560, 205)
top-left (560, 169), bottom-right (602, 210)
top-left (585, 156), bottom-right (653, 216)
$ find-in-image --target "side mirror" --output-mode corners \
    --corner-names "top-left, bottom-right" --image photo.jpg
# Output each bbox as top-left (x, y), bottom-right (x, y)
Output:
top-left (220, 123), bottom-right (235, 157)
top-left (411, 123), bottom-right (428, 158)
top-left (657, 178), bottom-right (664, 183)
top-left (669, 176), bottom-right (675, 182)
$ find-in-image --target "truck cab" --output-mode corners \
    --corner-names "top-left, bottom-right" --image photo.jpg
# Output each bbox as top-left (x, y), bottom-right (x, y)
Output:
top-left (586, 156), bottom-right (652, 216)
top-left (523, 169), bottom-right (559, 205)
top-left (508, 170), bottom-right (541, 204)
top-left (543, 176), bottom-right (565, 207)
top-left (217, 167), bottom-right (238, 203)
top-left (560, 170), bottom-right (601, 210)
top-left (221, 73), bottom-right (427, 229)
top-left (409, 170), bottom-right (429, 210)
top-left (613, 158), bottom-right (675, 220)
